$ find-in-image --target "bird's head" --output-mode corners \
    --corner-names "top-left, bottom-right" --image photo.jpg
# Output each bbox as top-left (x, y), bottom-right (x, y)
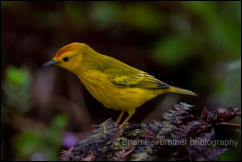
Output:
top-left (43, 42), bottom-right (89, 72)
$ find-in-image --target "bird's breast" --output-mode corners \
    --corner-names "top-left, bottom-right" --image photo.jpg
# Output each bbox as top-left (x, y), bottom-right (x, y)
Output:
top-left (76, 70), bottom-right (157, 112)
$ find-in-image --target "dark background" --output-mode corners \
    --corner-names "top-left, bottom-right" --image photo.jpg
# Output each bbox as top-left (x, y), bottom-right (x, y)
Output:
top-left (1, 1), bottom-right (241, 161)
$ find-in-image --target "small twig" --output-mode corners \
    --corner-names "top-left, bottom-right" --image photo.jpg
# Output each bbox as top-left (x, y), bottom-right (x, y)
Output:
top-left (216, 122), bottom-right (241, 128)
top-left (113, 146), bottom-right (135, 161)
top-left (81, 152), bottom-right (95, 161)
top-left (60, 146), bottom-right (74, 161)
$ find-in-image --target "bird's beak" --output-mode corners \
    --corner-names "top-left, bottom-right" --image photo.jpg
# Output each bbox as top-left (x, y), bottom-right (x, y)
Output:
top-left (43, 60), bottom-right (57, 67)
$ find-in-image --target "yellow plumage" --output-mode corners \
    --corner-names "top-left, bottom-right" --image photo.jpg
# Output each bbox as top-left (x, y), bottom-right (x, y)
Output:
top-left (43, 42), bottom-right (197, 127)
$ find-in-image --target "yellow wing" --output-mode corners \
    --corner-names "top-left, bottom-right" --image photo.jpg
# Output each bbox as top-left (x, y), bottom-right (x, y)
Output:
top-left (86, 52), bottom-right (170, 89)
top-left (109, 71), bottom-right (170, 89)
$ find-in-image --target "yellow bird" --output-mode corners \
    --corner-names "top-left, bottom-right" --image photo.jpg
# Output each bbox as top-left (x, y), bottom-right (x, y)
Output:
top-left (43, 42), bottom-right (197, 128)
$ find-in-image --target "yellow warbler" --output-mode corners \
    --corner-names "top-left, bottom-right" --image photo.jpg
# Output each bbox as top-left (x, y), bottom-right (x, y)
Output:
top-left (43, 42), bottom-right (197, 128)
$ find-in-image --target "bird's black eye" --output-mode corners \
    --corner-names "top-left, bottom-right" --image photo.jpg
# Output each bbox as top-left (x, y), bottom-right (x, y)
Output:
top-left (63, 57), bottom-right (69, 62)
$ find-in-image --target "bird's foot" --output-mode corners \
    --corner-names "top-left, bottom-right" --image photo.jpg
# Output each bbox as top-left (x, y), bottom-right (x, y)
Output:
top-left (118, 122), bottom-right (130, 129)
top-left (115, 122), bottom-right (129, 128)
top-left (123, 122), bottom-right (130, 127)
top-left (117, 126), bottom-right (123, 136)
top-left (116, 122), bottom-right (130, 136)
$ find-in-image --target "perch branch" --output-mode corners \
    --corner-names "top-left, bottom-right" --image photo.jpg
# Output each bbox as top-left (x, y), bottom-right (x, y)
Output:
top-left (216, 122), bottom-right (241, 128)
top-left (60, 103), bottom-right (241, 161)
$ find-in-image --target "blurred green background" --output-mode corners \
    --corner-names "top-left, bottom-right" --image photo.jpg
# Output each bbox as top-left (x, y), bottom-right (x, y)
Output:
top-left (1, 1), bottom-right (241, 161)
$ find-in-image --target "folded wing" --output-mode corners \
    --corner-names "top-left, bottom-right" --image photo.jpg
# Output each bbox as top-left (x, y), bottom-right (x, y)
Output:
top-left (109, 71), bottom-right (170, 89)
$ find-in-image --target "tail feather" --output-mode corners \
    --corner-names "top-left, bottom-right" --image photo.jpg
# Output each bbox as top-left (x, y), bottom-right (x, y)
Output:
top-left (168, 86), bottom-right (198, 96)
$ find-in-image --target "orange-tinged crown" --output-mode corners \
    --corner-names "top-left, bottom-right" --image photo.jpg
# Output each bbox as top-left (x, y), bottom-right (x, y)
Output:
top-left (55, 42), bottom-right (80, 58)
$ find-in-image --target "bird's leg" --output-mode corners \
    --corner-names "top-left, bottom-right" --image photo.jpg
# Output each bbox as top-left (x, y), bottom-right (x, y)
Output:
top-left (116, 110), bottom-right (125, 127)
top-left (119, 115), bottom-right (132, 129)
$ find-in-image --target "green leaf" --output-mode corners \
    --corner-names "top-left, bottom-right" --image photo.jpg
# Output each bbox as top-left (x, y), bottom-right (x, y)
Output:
top-left (5, 66), bottom-right (31, 86)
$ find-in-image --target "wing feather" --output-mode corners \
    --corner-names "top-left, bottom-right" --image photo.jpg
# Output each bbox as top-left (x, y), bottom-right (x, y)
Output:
top-left (109, 71), bottom-right (169, 89)
top-left (89, 53), bottom-right (170, 89)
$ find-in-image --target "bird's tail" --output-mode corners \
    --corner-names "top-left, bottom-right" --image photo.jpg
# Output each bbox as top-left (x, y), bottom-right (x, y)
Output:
top-left (166, 86), bottom-right (198, 96)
